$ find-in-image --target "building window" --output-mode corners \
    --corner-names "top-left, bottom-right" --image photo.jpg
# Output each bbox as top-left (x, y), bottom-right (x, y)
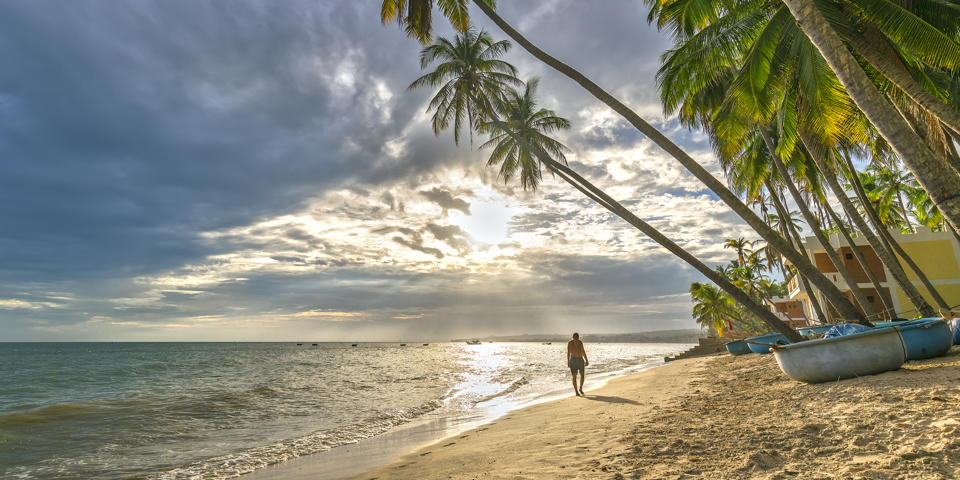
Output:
top-left (845, 253), bottom-right (853, 260)
top-left (867, 296), bottom-right (875, 302)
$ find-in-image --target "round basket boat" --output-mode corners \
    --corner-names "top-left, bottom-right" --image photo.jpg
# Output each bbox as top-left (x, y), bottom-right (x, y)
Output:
top-left (745, 333), bottom-right (788, 354)
top-left (796, 324), bottom-right (834, 336)
top-left (725, 340), bottom-right (752, 355)
top-left (893, 318), bottom-right (953, 360)
top-left (772, 327), bottom-right (906, 384)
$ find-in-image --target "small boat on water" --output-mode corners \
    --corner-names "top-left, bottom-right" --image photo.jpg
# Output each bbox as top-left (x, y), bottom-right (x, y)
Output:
top-left (423, 343), bottom-right (429, 346)
top-left (351, 343), bottom-right (358, 347)
top-left (296, 343), bottom-right (303, 346)
top-left (312, 343), bottom-right (318, 346)
top-left (542, 342), bottom-right (552, 345)
top-left (466, 339), bottom-right (481, 345)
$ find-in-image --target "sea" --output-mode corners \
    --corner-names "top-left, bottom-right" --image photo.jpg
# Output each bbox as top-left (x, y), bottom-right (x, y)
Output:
top-left (0, 341), bottom-right (692, 479)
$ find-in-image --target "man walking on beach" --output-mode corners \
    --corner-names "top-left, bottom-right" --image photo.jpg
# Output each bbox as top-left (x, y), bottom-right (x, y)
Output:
top-left (567, 333), bottom-right (588, 396)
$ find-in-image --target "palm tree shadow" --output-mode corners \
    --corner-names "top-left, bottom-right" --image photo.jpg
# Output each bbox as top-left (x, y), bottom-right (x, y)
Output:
top-left (582, 395), bottom-right (640, 405)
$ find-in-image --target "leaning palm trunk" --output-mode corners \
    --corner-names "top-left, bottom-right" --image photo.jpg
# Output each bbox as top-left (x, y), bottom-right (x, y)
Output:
top-left (780, 0), bottom-right (960, 235)
top-left (840, 154), bottom-right (950, 311)
top-left (890, 98), bottom-right (955, 184)
top-left (945, 127), bottom-right (960, 174)
top-left (801, 131), bottom-right (937, 317)
top-left (845, 165), bottom-right (951, 311)
top-left (766, 179), bottom-right (829, 324)
top-left (824, 203), bottom-right (894, 319)
top-left (471, 0), bottom-right (868, 324)
top-left (476, 99), bottom-right (805, 342)
top-left (760, 129), bottom-right (877, 324)
top-left (847, 35), bottom-right (960, 139)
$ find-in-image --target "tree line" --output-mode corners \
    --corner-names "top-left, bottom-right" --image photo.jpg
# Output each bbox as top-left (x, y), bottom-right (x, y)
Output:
top-left (379, 0), bottom-right (960, 343)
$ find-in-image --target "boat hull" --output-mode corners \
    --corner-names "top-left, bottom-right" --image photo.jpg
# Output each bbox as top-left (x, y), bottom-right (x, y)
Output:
top-left (725, 340), bottom-right (752, 356)
top-left (797, 325), bottom-right (834, 336)
top-left (772, 327), bottom-right (905, 384)
top-left (745, 333), bottom-right (788, 354)
top-left (894, 319), bottom-right (953, 360)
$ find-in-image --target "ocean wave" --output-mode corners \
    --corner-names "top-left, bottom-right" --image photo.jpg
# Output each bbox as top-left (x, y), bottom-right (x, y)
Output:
top-left (0, 403), bottom-right (101, 427)
top-left (147, 399), bottom-right (444, 480)
top-left (474, 376), bottom-right (529, 405)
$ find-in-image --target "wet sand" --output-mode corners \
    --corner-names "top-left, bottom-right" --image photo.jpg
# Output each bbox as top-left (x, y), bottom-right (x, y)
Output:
top-left (248, 347), bottom-right (960, 479)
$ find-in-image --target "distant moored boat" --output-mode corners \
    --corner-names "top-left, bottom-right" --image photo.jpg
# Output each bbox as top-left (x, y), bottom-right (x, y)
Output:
top-left (466, 339), bottom-right (481, 345)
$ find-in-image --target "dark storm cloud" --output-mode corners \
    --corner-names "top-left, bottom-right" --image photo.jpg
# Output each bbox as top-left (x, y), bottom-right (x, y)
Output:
top-left (0, 0), bottom-right (730, 340)
top-left (392, 228), bottom-right (445, 259)
top-left (0, 0), bottom-right (460, 284)
top-left (380, 192), bottom-right (406, 212)
top-left (424, 224), bottom-right (473, 252)
top-left (418, 187), bottom-right (471, 215)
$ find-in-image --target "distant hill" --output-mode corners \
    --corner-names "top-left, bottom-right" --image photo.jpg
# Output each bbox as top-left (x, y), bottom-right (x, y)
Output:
top-left (453, 329), bottom-right (703, 344)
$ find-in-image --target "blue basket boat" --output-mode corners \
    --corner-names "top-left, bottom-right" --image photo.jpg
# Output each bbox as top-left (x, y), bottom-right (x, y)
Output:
top-left (725, 340), bottom-right (752, 355)
top-left (772, 327), bottom-right (905, 383)
top-left (892, 318), bottom-right (953, 361)
top-left (745, 333), bottom-right (789, 354)
top-left (797, 324), bottom-right (834, 336)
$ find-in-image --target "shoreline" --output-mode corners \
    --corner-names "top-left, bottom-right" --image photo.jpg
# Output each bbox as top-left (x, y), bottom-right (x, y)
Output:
top-left (246, 356), bottom-right (704, 480)
top-left (248, 347), bottom-right (960, 479)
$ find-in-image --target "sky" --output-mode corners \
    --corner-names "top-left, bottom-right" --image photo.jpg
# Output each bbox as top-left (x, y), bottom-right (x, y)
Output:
top-left (0, 0), bottom-right (768, 342)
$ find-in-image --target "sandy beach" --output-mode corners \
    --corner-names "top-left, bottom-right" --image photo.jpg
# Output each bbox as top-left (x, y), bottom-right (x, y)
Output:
top-left (249, 346), bottom-right (960, 480)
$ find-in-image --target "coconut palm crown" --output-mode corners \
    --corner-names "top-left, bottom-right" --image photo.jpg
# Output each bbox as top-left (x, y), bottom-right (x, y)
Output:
top-left (407, 25), bottom-right (521, 146)
top-left (479, 77), bottom-right (571, 191)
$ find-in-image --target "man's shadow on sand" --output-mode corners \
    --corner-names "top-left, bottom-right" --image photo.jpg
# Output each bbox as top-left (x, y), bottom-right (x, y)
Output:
top-left (581, 395), bottom-right (640, 405)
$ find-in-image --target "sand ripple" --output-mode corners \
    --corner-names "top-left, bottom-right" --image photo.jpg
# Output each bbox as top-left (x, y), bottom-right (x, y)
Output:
top-left (620, 348), bottom-right (960, 479)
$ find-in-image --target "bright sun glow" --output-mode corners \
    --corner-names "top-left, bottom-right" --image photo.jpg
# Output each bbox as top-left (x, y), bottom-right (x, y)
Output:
top-left (450, 200), bottom-right (518, 245)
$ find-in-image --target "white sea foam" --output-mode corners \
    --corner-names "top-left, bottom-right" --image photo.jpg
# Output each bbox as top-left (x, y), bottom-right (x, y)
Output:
top-left (0, 342), bottom-right (693, 480)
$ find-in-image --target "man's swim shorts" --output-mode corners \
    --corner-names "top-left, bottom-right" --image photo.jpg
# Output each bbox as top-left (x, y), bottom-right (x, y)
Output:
top-left (570, 356), bottom-right (585, 375)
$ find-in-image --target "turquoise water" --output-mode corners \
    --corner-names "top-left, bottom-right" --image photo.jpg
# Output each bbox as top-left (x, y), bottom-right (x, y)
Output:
top-left (0, 341), bottom-right (691, 479)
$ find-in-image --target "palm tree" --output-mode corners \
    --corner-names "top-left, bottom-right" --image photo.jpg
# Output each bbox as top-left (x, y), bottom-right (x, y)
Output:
top-left (777, 0), bottom-right (960, 233)
top-left (690, 282), bottom-right (742, 336)
top-left (408, 28), bottom-right (806, 342)
top-left (648, 0), bottom-right (942, 318)
top-left (478, 77), bottom-right (570, 190)
top-left (407, 26), bottom-right (521, 146)
top-left (381, 0), bottom-right (474, 45)
top-left (652, 3), bottom-right (885, 322)
top-left (723, 238), bottom-right (752, 267)
top-left (382, 0), bottom-right (871, 325)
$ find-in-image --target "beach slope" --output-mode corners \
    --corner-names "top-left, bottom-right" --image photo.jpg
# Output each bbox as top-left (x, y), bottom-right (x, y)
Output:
top-left (252, 348), bottom-right (960, 479)
top-left (349, 358), bottom-right (703, 479)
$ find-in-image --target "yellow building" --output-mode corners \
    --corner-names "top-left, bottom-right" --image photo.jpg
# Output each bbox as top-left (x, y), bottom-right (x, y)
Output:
top-left (787, 228), bottom-right (960, 321)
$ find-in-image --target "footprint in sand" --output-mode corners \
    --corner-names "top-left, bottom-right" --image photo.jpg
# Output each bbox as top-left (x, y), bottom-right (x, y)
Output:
top-left (420, 452), bottom-right (432, 457)
top-left (443, 442), bottom-right (456, 447)
top-left (478, 428), bottom-right (488, 432)
top-left (459, 435), bottom-right (470, 439)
